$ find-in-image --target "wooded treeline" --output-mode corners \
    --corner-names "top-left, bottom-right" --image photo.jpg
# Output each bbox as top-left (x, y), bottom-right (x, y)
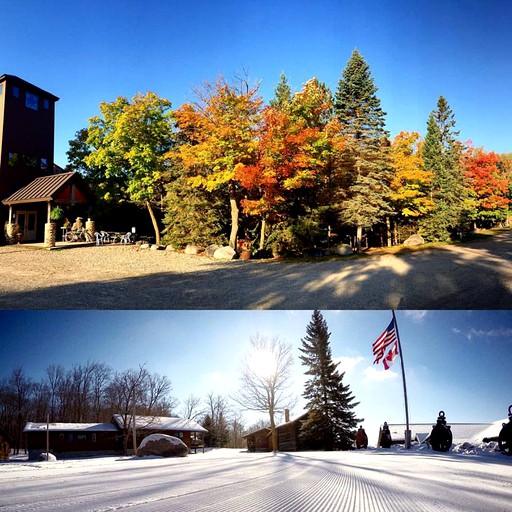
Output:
top-left (67, 49), bottom-right (512, 254)
top-left (0, 364), bottom-right (247, 453)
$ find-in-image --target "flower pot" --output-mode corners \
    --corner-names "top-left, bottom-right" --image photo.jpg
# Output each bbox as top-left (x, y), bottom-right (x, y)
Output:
top-left (240, 250), bottom-right (251, 260)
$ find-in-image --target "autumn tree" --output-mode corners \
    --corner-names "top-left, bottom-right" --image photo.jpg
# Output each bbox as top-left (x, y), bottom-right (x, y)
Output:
top-left (299, 310), bottom-right (361, 450)
top-left (86, 92), bottom-right (175, 244)
top-left (389, 131), bottom-right (434, 240)
top-left (236, 78), bottom-right (344, 252)
top-left (463, 147), bottom-right (510, 226)
top-left (419, 96), bottom-right (467, 241)
top-left (234, 335), bottom-right (296, 452)
top-left (334, 49), bottom-right (393, 251)
top-left (171, 76), bottom-right (263, 248)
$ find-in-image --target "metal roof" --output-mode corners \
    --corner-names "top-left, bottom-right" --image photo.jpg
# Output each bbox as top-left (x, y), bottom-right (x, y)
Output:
top-left (113, 414), bottom-right (208, 433)
top-left (23, 422), bottom-right (118, 433)
top-left (2, 172), bottom-right (78, 204)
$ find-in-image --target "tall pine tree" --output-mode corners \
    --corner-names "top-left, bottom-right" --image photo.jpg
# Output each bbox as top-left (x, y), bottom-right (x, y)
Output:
top-left (333, 49), bottom-right (393, 251)
top-left (269, 73), bottom-right (293, 112)
top-left (299, 310), bottom-right (361, 450)
top-left (420, 96), bottom-right (467, 241)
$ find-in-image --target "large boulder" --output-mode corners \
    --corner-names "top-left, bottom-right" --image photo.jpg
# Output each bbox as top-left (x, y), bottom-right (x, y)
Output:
top-left (205, 244), bottom-right (220, 258)
top-left (331, 244), bottom-right (353, 256)
top-left (38, 452), bottom-right (57, 462)
top-left (185, 244), bottom-right (201, 255)
top-left (138, 434), bottom-right (188, 457)
top-left (213, 246), bottom-right (236, 260)
top-left (403, 234), bottom-right (425, 247)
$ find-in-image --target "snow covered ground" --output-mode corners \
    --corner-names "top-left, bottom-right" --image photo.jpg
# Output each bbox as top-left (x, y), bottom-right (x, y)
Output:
top-left (1, 445), bottom-right (511, 512)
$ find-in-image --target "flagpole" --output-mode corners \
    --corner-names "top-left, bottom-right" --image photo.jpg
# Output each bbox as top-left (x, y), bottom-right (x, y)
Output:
top-left (392, 310), bottom-right (411, 449)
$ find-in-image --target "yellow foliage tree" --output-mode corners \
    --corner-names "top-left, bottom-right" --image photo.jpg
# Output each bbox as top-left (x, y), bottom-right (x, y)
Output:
top-left (390, 131), bottom-right (434, 218)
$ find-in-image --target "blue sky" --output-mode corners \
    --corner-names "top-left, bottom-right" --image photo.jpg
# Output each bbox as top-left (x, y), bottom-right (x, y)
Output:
top-left (2, 0), bottom-right (511, 166)
top-left (1, 310), bottom-right (511, 436)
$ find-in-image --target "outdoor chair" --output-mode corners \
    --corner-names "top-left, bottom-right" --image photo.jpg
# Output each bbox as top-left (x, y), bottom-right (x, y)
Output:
top-left (94, 232), bottom-right (103, 246)
top-left (120, 232), bottom-right (131, 244)
top-left (100, 231), bottom-right (110, 244)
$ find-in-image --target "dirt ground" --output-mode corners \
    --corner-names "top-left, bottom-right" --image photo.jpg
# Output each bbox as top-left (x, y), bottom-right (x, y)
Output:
top-left (0, 230), bottom-right (511, 309)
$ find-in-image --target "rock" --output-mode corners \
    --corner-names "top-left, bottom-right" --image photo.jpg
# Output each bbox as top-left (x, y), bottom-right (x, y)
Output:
top-left (139, 243), bottom-right (151, 250)
top-left (403, 234), bottom-right (425, 247)
top-left (185, 244), bottom-right (200, 255)
top-left (150, 244), bottom-right (164, 251)
top-left (205, 244), bottom-right (220, 258)
top-left (38, 452), bottom-right (57, 462)
top-left (137, 434), bottom-right (188, 457)
top-left (165, 245), bottom-right (177, 251)
top-left (331, 244), bottom-right (353, 256)
top-left (213, 246), bottom-right (236, 260)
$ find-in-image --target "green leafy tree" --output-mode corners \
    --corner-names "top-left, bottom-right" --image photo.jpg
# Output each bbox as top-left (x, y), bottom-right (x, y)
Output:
top-left (334, 49), bottom-right (393, 250)
top-left (299, 310), bottom-right (361, 450)
top-left (419, 96), bottom-right (467, 241)
top-left (85, 92), bottom-right (175, 244)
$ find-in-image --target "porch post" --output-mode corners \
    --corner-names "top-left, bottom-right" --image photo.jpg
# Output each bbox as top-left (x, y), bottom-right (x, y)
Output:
top-left (44, 201), bottom-right (56, 248)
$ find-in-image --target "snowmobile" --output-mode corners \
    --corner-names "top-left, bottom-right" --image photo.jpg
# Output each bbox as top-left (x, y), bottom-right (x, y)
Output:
top-left (429, 410), bottom-right (453, 452)
top-left (379, 422), bottom-right (392, 448)
top-left (498, 404), bottom-right (512, 456)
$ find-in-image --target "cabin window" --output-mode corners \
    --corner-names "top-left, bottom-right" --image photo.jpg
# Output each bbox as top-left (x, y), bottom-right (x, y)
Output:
top-left (12, 86), bottom-right (20, 98)
top-left (43, 98), bottom-right (50, 109)
top-left (8, 152), bottom-right (18, 167)
top-left (67, 433), bottom-right (73, 442)
top-left (0, 84), bottom-right (3, 95)
top-left (77, 435), bottom-right (86, 441)
top-left (92, 434), bottom-right (97, 443)
top-left (40, 158), bottom-right (48, 170)
top-left (25, 92), bottom-right (38, 110)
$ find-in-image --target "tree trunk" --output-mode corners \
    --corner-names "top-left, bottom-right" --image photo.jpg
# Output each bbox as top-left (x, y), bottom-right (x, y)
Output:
top-left (228, 181), bottom-right (239, 249)
top-left (270, 412), bottom-right (277, 453)
top-left (145, 200), bottom-right (160, 245)
top-left (356, 224), bottom-right (363, 253)
top-left (386, 216), bottom-right (392, 247)
top-left (259, 218), bottom-right (266, 250)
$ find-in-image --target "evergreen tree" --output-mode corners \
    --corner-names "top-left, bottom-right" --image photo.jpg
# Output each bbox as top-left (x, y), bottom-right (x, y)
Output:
top-left (420, 96), bottom-right (467, 241)
top-left (333, 49), bottom-right (393, 250)
top-left (299, 310), bottom-right (361, 450)
top-left (269, 73), bottom-right (292, 112)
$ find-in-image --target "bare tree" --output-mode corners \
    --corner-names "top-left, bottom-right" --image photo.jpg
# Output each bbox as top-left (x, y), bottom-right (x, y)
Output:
top-left (233, 335), bottom-right (296, 452)
top-left (204, 393), bottom-right (231, 447)
top-left (180, 394), bottom-right (204, 421)
top-left (46, 364), bottom-right (65, 422)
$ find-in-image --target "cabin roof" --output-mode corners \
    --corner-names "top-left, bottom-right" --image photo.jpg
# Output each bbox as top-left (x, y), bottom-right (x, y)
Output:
top-left (112, 414), bottom-right (208, 433)
top-left (23, 422), bottom-right (118, 433)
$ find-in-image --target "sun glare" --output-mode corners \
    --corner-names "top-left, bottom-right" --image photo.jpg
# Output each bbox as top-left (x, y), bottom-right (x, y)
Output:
top-left (249, 348), bottom-right (277, 379)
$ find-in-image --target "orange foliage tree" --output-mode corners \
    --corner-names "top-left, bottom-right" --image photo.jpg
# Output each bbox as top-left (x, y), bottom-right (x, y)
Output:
top-left (463, 147), bottom-right (510, 225)
top-left (171, 77), bottom-right (263, 248)
top-left (235, 79), bottom-right (344, 249)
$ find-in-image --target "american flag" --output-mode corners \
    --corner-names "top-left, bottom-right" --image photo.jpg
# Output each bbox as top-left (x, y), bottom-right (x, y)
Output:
top-left (373, 318), bottom-right (399, 369)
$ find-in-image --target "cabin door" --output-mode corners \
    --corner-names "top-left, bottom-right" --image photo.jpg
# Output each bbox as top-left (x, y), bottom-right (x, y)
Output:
top-left (15, 211), bottom-right (37, 242)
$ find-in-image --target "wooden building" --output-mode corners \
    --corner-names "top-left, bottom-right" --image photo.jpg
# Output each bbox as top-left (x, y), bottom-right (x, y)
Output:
top-left (23, 422), bottom-right (122, 460)
top-left (2, 171), bottom-right (94, 242)
top-left (0, 74), bottom-right (60, 243)
top-left (24, 415), bottom-right (209, 459)
top-left (244, 427), bottom-right (272, 452)
top-left (113, 414), bottom-right (208, 452)
top-left (244, 412), bottom-right (312, 452)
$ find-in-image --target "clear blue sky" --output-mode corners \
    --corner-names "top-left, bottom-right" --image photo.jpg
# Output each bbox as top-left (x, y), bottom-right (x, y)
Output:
top-left (2, 0), bottom-right (511, 167)
top-left (1, 310), bottom-right (511, 433)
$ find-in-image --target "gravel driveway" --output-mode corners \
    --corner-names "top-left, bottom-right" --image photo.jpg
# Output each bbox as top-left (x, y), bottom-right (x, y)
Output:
top-left (1, 230), bottom-right (511, 309)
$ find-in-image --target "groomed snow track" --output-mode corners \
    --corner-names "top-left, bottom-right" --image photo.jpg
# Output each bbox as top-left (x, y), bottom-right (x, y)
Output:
top-left (1, 449), bottom-right (511, 511)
